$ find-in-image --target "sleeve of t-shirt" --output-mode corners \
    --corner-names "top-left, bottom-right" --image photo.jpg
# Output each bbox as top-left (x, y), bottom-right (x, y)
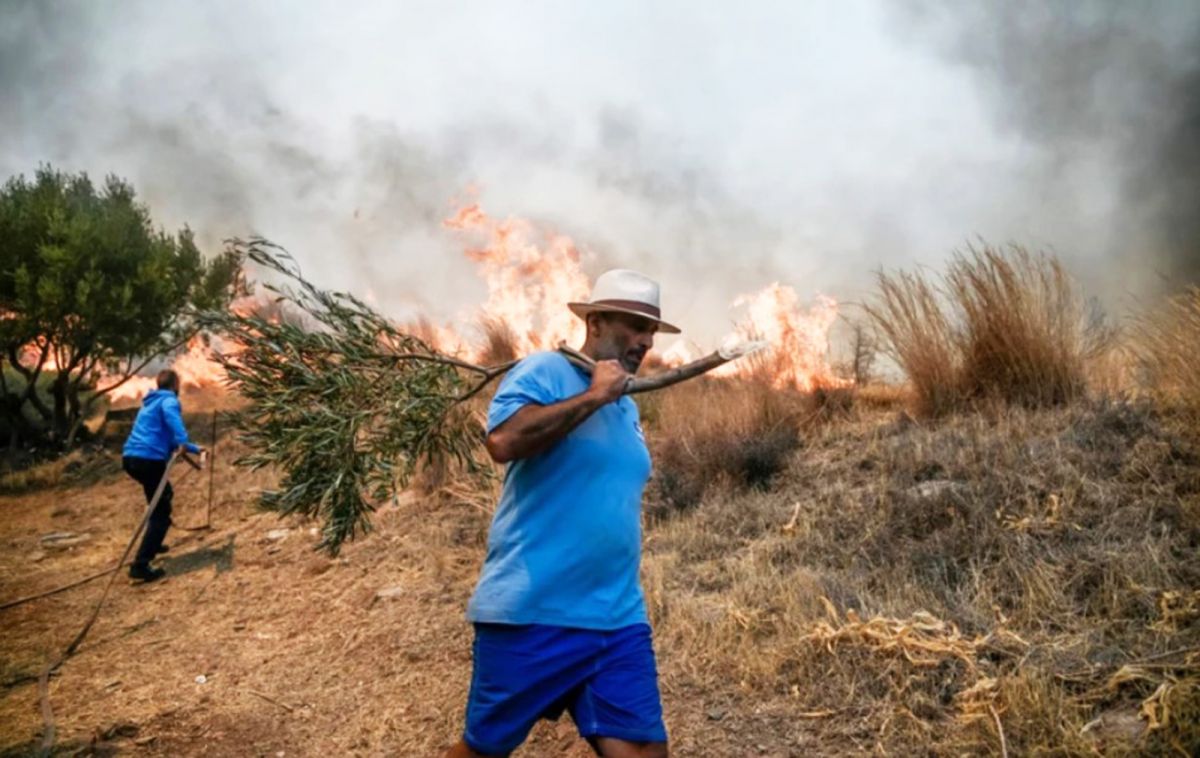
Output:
top-left (487, 353), bottom-right (565, 434)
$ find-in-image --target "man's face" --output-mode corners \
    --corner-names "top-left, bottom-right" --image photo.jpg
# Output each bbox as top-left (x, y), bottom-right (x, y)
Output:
top-left (589, 312), bottom-right (658, 373)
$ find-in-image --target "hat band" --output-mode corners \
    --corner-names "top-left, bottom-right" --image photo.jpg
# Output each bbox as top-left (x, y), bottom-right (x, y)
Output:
top-left (589, 299), bottom-right (662, 319)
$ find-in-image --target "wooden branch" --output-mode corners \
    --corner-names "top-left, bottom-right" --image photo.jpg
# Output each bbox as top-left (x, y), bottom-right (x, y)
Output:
top-left (453, 361), bottom-right (519, 403)
top-left (556, 340), bottom-right (768, 395)
top-left (248, 689), bottom-right (296, 712)
top-left (380, 340), bottom-right (768, 403)
top-left (90, 335), bottom-right (193, 398)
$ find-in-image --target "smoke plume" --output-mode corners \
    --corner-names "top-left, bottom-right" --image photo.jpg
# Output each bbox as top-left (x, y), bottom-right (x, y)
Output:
top-left (3, 0), bottom-right (1197, 345)
top-left (899, 0), bottom-right (1200, 296)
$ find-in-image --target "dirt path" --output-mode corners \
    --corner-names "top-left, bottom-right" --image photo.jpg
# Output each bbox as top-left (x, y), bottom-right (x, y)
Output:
top-left (1, 449), bottom-right (812, 756)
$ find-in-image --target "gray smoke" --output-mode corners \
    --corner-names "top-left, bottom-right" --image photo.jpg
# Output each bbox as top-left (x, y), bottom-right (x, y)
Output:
top-left (899, 0), bottom-right (1200, 296)
top-left (3, 0), bottom-right (1197, 345)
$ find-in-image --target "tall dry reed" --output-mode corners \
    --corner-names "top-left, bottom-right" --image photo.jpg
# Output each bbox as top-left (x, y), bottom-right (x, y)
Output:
top-left (1135, 286), bottom-right (1200, 420)
top-left (866, 244), bottom-right (1111, 416)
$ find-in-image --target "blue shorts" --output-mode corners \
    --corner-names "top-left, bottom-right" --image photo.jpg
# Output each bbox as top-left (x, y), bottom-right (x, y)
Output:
top-left (464, 622), bottom-right (667, 755)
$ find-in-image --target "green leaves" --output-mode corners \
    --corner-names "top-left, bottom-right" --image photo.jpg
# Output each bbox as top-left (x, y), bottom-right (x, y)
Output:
top-left (0, 166), bottom-right (246, 447)
top-left (204, 239), bottom-right (490, 554)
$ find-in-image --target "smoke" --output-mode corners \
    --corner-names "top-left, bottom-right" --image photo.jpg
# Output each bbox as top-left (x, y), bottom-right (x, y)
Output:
top-left (898, 0), bottom-right (1200, 297)
top-left (2, 0), bottom-right (1197, 345)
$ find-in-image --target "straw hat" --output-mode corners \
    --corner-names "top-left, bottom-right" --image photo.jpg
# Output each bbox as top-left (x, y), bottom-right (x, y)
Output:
top-left (568, 269), bottom-right (681, 334)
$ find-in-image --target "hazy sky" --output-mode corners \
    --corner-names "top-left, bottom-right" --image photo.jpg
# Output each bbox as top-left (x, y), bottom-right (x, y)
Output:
top-left (3, 0), bottom-right (1197, 345)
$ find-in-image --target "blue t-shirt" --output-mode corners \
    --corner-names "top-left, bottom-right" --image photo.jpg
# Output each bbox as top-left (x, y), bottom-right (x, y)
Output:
top-left (467, 351), bottom-right (652, 630)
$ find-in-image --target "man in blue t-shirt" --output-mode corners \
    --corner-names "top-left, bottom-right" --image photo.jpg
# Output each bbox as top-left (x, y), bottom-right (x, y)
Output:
top-left (446, 270), bottom-right (682, 758)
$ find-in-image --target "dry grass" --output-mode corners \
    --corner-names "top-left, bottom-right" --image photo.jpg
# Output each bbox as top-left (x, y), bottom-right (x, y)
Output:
top-left (642, 398), bottom-right (1200, 755)
top-left (640, 377), bottom-right (804, 514)
top-left (1135, 286), bottom-right (1200, 421)
top-left (476, 316), bottom-right (520, 366)
top-left (4, 332), bottom-right (1200, 755)
top-left (866, 245), bottom-right (1112, 416)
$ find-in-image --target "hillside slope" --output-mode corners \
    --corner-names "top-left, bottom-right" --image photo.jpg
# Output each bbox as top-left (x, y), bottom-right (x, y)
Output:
top-left (1, 395), bottom-right (1197, 756)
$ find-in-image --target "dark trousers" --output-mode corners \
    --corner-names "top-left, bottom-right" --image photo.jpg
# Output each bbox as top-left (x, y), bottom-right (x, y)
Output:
top-left (123, 456), bottom-right (173, 566)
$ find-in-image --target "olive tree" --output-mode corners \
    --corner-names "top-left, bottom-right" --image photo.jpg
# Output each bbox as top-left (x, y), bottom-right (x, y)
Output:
top-left (0, 166), bottom-right (243, 449)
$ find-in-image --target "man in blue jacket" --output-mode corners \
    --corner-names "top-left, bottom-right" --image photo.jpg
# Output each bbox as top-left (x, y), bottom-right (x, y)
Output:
top-left (122, 369), bottom-right (203, 582)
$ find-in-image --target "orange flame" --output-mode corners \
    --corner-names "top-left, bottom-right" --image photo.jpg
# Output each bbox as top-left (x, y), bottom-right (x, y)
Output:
top-left (15, 335), bottom-right (227, 406)
top-left (441, 198), bottom-right (842, 390)
top-left (442, 202), bottom-right (590, 359)
top-left (106, 336), bottom-right (226, 404)
top-left (14, 198), bottom-right (845, 403)
top-left (662, 283), bottom-right (844, 391)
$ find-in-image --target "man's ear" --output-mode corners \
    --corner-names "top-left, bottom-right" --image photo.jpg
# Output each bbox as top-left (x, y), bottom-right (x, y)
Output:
top-left (585, 312), bottom-right (604, 336)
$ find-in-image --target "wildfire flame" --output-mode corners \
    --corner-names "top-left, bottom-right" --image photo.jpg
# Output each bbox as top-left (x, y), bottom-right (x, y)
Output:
top-left (106, 336), bottom-right (227, 404)
top-left (442, 203), bottom-right (590, 359)
top-left (731, 284), bottom-right (844, 391)
top-left (15, 333), bottom-right (228, 406)
top-left (654, 285), bottom-right (845, 391)
top-left (14, 197), bottom-right (845, 404)
top-left (441, 199), bottom-right (843, 390)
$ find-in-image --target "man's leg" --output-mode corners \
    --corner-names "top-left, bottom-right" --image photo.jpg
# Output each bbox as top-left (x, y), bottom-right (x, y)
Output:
top-left (443, 740), bottom-right (508, 758)
top-left (130, 459), bottom-right (171, 568)
top-left (135, 480), bottom-right (172, 563)
top-left (588, 736), bottom-right (668, 758)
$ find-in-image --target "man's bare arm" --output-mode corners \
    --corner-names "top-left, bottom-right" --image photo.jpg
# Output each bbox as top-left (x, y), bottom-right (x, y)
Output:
top-left (485, 360), bottom-right (629, 463)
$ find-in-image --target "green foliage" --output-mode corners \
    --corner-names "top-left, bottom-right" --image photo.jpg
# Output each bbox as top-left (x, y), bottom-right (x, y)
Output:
top-left (202, 239), bottom-right (492, 554)
top-left (0, 166), bottom-right (244, 448)
top-left (0, 366), bottom-right (101, 449)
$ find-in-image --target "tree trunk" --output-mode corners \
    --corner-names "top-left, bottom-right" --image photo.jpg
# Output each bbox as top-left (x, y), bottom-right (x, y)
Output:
top-left (65, 414), bottom-right (87, 448)
top-left (51, 371), bottom-right (70, 445)
top-left (6, 345), bottom-right (53, 421)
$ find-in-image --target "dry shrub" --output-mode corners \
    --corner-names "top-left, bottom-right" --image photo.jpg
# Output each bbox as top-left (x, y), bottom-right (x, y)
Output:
top-left (1135, 286), bottom-right (1200, 420)
top-left (0, 448), bottom-right (120, 494)
top-left (642, 377), bottom-right (802, 513)
top-left (867, 244), bottom-right (1111, 416)
top-left (866, 267), bottom-right (961, 416)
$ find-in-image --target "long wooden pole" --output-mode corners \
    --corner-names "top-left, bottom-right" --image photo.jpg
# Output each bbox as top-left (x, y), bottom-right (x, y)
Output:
top-left (206, 410), bottom-right (217, 528)
top-left (38, 450), bottom-right (181, 756)
top-left (556, 340), bottom-right (768, 394)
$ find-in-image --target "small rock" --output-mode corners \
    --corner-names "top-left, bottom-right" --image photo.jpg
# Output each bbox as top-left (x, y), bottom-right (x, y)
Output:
top-left (133, 736), bottom-right (157, 746)
top-left (195, 674), bottom-right (207, 684)
top-left (707, 708), bottom-right (726, 721)
top-left (375, 586), bottom-right (405, 599)
top-left (265, 529), bottom-right (290, 541)
top-left (28, 550), bottom-right (47, 562)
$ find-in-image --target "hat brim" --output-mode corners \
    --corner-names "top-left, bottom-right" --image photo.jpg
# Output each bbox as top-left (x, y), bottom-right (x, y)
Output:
top-left (568, 302), bottom-right (682, 334)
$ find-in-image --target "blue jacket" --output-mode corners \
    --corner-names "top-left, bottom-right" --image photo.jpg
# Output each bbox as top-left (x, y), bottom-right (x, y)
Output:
top-left (122, 389), bottom-right (201, 460)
